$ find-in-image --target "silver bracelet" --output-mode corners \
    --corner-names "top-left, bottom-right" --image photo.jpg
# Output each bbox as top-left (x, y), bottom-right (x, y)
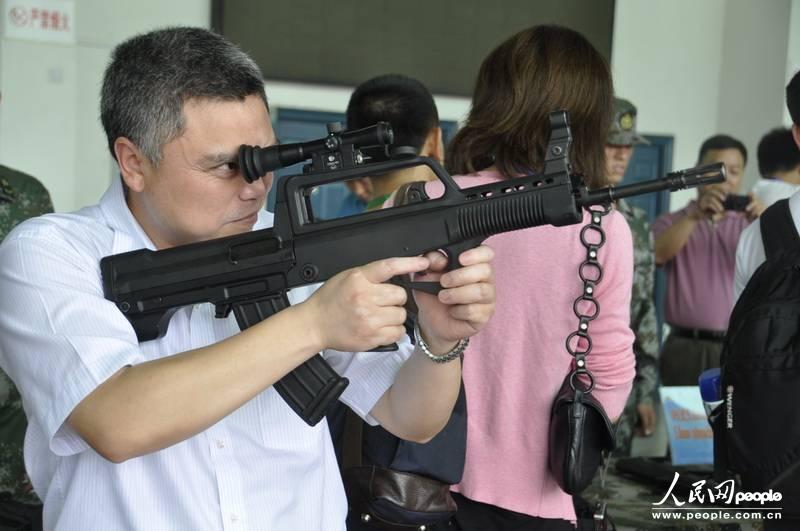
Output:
top-left (413, 322), bottom-right (469, 364)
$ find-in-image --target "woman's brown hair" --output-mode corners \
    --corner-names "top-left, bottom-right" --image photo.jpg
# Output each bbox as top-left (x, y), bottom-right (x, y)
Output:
top-left (447, 25), bottom-right (613, 189)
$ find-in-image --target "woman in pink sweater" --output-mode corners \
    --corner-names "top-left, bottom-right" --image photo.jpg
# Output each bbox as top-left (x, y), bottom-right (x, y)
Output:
top-left (442, 25), bottom-right (636, 530)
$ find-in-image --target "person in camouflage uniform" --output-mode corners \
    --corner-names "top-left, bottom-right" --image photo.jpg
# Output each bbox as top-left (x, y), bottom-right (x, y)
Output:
top-left (0, 164), bottom-right (53, 504)
top-left (604, 98), bottom-right (660, 456)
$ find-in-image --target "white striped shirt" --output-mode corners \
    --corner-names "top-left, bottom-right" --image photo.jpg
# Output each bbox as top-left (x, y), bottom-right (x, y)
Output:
top-left (0, 177), bottom-right (412, 530)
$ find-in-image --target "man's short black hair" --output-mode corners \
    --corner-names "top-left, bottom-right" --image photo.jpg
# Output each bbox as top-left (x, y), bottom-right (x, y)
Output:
top-left (346, 74), bottom-right (438, 151)
top-left (697, 134), bottom-right (748, 166)
top-left (101, 27), bottom-right (267, 165)
top-left (788, 69), bottom-right (800, 126)
top-left (757, 127), bottom-right (800, 177)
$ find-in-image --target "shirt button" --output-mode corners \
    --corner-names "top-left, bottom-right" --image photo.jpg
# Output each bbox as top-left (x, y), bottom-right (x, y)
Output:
top-left (216, 439), bottom-right (225, 449)
top-left (230, 514), bottom-right (239, 523)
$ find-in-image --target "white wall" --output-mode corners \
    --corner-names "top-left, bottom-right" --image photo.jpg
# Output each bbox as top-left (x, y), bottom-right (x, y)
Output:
top-left (613, 0), bottom-right (795, 210)
top-left (0, 0), bottom-right (210, 212)
top-left (2, 0), bottom-right (800, 213)
top-left (0, 36), bottom-right (78, 211)
top-left (716, 0), bottom-right (790, 185)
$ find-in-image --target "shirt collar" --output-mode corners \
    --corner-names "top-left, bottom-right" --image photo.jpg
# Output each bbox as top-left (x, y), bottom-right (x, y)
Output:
top-left (99, 176), bottom-right (158, 253)
top-left (788, 188), bottom-right (800, 214)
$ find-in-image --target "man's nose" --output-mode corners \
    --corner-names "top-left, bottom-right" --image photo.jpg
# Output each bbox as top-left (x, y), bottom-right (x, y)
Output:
top-left (240, 175), bottom-right (267, 199)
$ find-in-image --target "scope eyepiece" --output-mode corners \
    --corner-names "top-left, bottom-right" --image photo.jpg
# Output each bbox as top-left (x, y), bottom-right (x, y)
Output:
top-left (238, 122), bottom-right (394, 183)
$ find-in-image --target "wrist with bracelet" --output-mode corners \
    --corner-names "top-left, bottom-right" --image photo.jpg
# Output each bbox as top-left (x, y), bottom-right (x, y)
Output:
top-left (412, 322), bottom-right (469, 364)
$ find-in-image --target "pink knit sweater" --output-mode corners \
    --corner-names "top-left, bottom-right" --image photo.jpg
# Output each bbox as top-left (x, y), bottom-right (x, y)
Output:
top-left (427, 170), bottom-right (636, 521)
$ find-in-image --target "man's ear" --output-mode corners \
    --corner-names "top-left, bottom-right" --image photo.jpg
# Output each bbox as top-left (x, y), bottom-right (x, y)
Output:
top-left (420, 127), bottom-right (444, 163)
top-left (793, 124), bottom-right (800, 150)
top-left (114, 137), bottom-right (150, 192)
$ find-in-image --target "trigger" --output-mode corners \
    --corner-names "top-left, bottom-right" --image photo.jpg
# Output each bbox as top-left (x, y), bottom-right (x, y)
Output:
top-left (442, 239), bottom-right (483, 271)
top-left (393, 277), bottom-right (442, 296)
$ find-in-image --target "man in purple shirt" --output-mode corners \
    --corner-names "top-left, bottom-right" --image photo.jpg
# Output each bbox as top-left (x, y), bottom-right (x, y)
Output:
top-left (653, 134), bottom-right (764, 385)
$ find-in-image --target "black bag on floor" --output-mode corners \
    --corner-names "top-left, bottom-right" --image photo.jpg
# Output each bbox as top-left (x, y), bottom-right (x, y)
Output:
top-left (716, 198), bottom-right (800, 512)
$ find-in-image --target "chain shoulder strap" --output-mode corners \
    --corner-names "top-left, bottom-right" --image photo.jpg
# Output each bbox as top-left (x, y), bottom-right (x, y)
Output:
top-left (564, 204), bottom-right (611, 394)
top-left (567, 204), bottom-right (614, 529)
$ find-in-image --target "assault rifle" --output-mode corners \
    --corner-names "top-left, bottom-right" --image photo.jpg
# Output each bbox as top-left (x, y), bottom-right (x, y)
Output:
top-left (100, 111), bottom-right (724, 426)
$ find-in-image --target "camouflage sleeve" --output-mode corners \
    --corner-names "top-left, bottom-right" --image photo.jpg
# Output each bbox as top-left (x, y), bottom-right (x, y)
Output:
top-left (629, 215), bottom-right (659, 406)
top-left (17, 175), bottom-right (54, 218)
top-left (0, 371), bottom-right (38, 503)
top-left (0, 172), bottom-right (54, 241)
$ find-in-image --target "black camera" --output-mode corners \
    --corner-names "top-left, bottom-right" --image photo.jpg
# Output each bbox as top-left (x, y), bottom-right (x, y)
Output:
top-left (723, 194), bottom-right (750, 211)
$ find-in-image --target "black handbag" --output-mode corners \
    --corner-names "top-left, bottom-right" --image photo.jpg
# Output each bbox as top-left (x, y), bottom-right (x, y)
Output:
top-left (548, 205), bottom-right (616, 495)
top-left (549, 367), bottom-right (615, 495)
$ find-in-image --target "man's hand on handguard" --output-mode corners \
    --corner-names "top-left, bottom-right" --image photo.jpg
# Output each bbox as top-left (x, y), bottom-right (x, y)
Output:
top-left (413, 245), bottom-right (496, 354)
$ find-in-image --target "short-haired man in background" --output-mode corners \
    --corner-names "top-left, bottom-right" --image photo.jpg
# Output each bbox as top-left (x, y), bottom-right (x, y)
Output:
top-left (751, 127), bottom-right (800, 209)
top-left (345, 74), bottom-right (443, 210)
top-left (735, 70), bottom-right (800, 299)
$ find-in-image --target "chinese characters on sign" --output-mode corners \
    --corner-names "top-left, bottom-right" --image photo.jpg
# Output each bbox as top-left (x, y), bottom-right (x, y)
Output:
top-left (3, 0), bottom-right (75, 44)
top-left (9, 5), bottom-right (69, 31)
top-left (660, 386), bottom-right (714, 465)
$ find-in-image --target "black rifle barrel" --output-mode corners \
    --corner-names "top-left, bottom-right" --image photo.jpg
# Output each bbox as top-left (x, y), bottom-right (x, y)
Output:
top-left (578, 162), bottom-right (725, 206)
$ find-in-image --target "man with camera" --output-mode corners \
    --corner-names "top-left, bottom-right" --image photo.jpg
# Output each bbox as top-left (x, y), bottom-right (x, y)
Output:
top-left (653, 134), bottom-right (764, 385)
top-left (0, 27), bottom-right (496, 530)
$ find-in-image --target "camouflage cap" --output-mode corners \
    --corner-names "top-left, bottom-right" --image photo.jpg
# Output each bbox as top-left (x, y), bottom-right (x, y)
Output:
top-left (607, 98), bottom-right (649, 146)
